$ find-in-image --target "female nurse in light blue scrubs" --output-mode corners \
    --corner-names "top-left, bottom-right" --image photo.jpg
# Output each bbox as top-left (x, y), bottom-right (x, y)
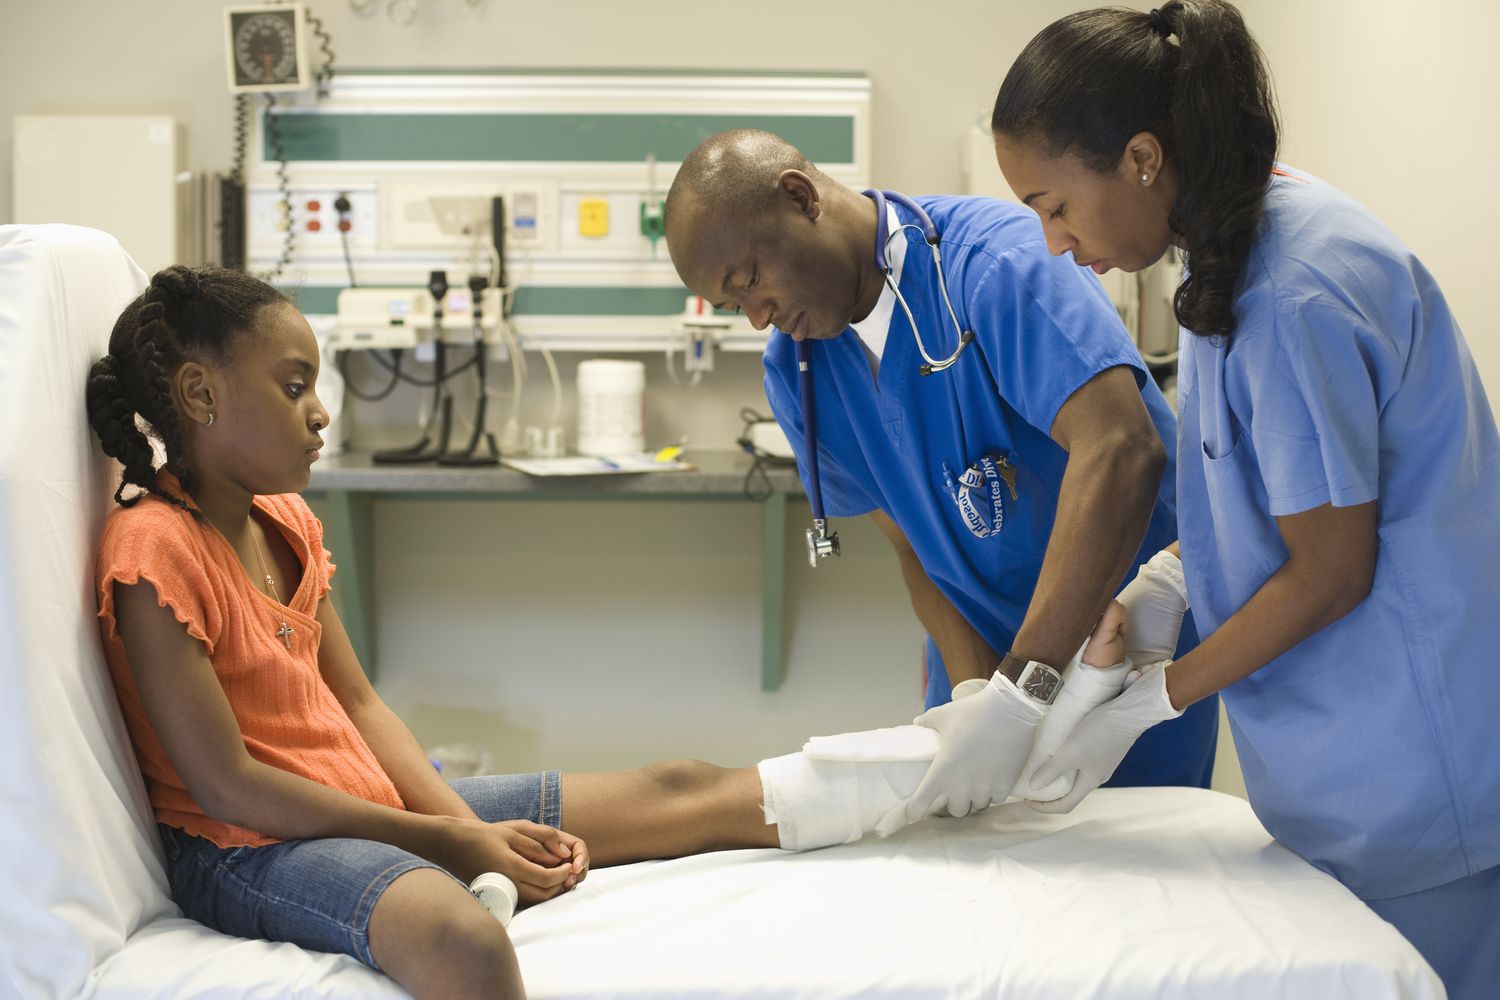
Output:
top-left (990, 2), bottom-right (1500, 997)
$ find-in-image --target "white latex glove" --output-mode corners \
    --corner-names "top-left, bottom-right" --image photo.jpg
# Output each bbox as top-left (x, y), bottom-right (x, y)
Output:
top-left (1116, 549), bottom-right (1190, 667)
top-left (1027, 660), bottom-right (1182, 814)
top-left (905, 670), bottom-right (1045, 823)
top-left (851, 675), bottom-right (991, 838)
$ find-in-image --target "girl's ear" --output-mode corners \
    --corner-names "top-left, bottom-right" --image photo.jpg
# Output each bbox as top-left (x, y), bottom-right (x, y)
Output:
top-left (174, 361), bottom-right (219, 427)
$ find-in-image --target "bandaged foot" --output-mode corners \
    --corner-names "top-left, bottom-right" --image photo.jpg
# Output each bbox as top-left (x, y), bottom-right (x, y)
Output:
top-left (758, 605), bottom-right (1131, 850)
top-left (759, 677), bottom-right (990, 849)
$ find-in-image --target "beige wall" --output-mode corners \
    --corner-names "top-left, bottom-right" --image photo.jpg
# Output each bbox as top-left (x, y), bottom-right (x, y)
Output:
top-left (4, 1), bottom-right (1491, 790)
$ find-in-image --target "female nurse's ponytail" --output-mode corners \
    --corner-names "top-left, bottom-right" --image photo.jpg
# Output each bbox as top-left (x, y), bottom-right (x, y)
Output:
top-left (85, 264), bottom-right (287, 511)
top-left (992, 0), bottom-right (1279, 338)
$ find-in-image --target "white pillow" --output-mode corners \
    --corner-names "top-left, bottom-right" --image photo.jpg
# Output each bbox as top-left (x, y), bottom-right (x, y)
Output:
top-left (0, 225), bottom-right (175, 999)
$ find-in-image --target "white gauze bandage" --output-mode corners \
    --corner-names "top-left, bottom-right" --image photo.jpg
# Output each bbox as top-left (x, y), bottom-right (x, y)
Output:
top-left (760, 646), bottom-right (1133, 848)
top-left (759, 679), bottom-right (987, 850)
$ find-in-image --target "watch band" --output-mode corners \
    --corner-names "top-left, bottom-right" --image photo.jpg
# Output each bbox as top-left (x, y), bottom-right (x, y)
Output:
top-left (997, 652), bottom-right (1063, 706)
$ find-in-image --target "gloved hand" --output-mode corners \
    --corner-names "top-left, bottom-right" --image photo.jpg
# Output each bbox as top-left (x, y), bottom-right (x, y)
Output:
top-left (1116, 549), bottom-right (1190, 666)
top-left (905, 670), bottom-right (1046, 823)
top-left (1026, 660), bottom-right (1182, 814)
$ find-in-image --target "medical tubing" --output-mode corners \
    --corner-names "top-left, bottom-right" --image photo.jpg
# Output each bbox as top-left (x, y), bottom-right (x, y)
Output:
top-left (795, 339), bottom-right (826, 523)
top-left (337, 348), bottom-right (402, 401)
top-left (539, 343), bottom-right (563, 427)
top-left (368, 348), bottom-right (475, 386)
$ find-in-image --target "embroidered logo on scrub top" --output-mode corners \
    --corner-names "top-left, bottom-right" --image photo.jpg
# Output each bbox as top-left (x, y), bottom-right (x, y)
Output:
top-left (942, 454), bottom-right (1019, 539)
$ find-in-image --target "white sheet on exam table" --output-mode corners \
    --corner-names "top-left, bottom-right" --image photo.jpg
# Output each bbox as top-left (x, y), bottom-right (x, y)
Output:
top-left (88, 788), bottom-right (1442, 1000)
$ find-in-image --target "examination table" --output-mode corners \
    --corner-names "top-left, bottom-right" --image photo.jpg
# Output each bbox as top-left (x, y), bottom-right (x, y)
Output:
top-left (0, 224), bottom-right (1444, 999)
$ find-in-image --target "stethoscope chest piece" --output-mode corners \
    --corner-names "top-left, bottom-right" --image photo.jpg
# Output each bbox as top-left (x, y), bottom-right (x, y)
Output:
top-left (806, 520), bottom-right (841, 567)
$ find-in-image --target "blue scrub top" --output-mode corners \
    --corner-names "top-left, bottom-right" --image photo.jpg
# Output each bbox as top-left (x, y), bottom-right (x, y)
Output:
top-left (764, 194), bottom-right (1217, 790)
top-left (1176, 167), bottom-right (1500, 899)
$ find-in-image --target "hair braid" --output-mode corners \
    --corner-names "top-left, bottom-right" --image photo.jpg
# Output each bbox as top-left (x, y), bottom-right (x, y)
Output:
top-left (85, 355), bottom-right (160, 507)
top-left (129, 296), bottom-right (195, 513)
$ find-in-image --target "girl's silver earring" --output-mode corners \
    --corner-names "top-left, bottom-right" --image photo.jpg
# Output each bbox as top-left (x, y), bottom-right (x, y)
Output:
top-left (1141, 174), bottom-right (1150, 183)
top-left (206, 412), bottom-right (215, 426)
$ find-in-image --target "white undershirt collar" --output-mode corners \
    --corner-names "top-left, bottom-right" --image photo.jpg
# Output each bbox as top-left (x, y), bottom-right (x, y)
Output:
top-left (848, 203), bottom-right (906, 375)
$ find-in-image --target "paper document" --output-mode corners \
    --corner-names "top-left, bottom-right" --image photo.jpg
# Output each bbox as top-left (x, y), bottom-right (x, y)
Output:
top-left (501, 453), bottom-right (694, 477)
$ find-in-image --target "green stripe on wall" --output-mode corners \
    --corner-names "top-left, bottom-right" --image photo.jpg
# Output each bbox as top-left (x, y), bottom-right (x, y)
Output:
top-left (283, 285), bottom-right (725, 317)
top-left (266, 112), bottom-right (855, 163)
top-left (337, 67), bottom-right (867, 79)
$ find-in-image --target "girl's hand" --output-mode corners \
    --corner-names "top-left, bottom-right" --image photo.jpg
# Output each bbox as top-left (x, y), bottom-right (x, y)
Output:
top-left (450, 819), bottom-right (589, 905)
top-left (496, 820), bottom-right (590, 900)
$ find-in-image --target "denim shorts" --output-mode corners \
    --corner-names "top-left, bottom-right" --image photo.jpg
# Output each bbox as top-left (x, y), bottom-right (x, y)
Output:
top-left (158, 771), bottom-right (561, 970)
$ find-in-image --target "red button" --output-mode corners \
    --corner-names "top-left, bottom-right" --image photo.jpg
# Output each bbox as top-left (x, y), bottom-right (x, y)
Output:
top-left (337, 219), bottom-right (352, 233)
top-left (306, 199), bottom-right (321, 212)
top-left (307, 219), bottom-right (322, 232)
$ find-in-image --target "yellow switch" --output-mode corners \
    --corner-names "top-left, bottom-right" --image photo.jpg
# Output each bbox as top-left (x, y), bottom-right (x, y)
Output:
top-left (578, 198), bottom-right (610, 237)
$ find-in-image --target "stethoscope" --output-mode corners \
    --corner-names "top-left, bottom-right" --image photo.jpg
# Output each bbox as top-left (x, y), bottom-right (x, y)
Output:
top-left (799, 189), bottom-right (976, 568)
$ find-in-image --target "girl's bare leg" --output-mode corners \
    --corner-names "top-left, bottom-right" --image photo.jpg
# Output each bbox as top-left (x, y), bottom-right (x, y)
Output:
top-left (561, 761), bottom-right (778, 866)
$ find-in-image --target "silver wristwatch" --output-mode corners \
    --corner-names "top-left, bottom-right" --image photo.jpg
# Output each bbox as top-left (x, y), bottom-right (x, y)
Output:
top-left (998, 652), bottom-right (1063, 706)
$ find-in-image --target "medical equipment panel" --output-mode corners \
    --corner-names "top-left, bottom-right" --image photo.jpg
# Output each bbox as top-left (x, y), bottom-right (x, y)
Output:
top-left (241, 70), bottom-right (872, 352)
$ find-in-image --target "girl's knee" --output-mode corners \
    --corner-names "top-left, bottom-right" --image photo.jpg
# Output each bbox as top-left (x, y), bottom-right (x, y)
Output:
top-left (370, 869), bottom-right (522, 999)
top-left (641, 758), bottom-right (726, 795)
top-left (431, 904), bottom-right (516, 982)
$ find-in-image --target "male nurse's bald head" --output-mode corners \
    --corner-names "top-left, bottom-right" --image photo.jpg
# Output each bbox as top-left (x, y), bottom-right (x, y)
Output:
top-left (665, 129), bottom-right (877, 341)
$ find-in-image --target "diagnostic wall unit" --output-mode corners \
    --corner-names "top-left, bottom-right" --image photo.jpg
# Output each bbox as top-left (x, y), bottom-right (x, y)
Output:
top-left (240, 69), bottom-right (871, 350)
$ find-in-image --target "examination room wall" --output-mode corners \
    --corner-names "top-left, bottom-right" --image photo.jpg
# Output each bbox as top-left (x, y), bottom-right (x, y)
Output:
top-left (4, 1), bottom-right (1496, 789)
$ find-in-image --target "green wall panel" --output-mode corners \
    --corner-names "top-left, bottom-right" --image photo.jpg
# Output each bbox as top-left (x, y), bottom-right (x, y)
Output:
top-left (266, 112), bottom-right (856, 163)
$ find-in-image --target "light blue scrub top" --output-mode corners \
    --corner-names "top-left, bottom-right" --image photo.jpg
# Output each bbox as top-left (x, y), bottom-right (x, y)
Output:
top-left (764, 194), bottom-right (1218, 789)
top-left (1176, 167), bottom-right (1500, 899)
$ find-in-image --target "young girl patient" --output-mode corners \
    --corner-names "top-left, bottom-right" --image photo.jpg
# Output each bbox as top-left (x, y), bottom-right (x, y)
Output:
top-left (87, 265), bottom-right (1136, 999)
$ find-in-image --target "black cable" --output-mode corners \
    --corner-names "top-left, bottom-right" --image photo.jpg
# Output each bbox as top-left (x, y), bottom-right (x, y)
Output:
top-left (230, 94), bottom-right (248, 186)
top-left (736, 406), bottom-right (791, 501)
top-left (258, 94), bottom-right (296, 284)
top-left (304, 9), bottom-right (336, 97)
top-left (367, 347), bottom-right (477, 386)
top-left (338, 225), bottom-right (357, 286)
top-left (337, 349), bottom-right (403, 401)
top-left (742, 457), bottom-right (774, 502)
top-left (334, 192), bottom-right (357, 287)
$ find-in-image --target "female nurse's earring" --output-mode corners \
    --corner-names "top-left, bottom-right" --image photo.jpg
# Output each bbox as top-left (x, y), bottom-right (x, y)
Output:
top-left (205, 412), bottom-right (215, 427)
top-left (1141, 174), bottom-right (1150, 183)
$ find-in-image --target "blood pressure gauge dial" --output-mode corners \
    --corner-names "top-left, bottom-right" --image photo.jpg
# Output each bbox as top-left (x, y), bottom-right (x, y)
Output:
top-left (225, 5), bottom-right (311, 94)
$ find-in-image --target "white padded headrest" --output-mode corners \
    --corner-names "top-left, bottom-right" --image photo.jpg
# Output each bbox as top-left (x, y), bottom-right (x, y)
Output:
top-left (0, 225), bottom-right (173, 999)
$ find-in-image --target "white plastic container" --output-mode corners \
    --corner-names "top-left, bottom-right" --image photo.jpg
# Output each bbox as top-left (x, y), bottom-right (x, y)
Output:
top-left (576, 359), bottom-right (645, 456)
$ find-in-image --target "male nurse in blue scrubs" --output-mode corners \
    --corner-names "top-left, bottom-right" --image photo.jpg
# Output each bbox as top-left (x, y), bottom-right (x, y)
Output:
top-left (664, 129), bottom-right (1217, 817)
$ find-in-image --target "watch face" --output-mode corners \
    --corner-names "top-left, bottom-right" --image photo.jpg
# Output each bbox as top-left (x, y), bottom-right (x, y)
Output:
top-left (1019, 662), bottom-right (1063, 704)
top-left (232, 11), bottom-right (300, 87)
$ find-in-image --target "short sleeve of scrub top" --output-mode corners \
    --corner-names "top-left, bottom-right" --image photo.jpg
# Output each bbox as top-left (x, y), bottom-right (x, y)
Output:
top-left (962, 235), bottom-right (1151, 440)
top-left (1234, 301), bottom-right (1391, 516)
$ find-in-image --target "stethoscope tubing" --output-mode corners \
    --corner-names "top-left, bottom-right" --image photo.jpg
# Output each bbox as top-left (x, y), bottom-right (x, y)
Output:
top-left (798, 190), bottom-right (975, 542)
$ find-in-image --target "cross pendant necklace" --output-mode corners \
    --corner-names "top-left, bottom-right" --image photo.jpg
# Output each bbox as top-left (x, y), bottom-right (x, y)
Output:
top-left (252, 527), bottom-right (295, 650)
